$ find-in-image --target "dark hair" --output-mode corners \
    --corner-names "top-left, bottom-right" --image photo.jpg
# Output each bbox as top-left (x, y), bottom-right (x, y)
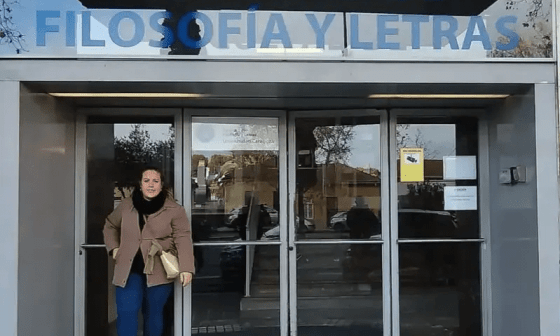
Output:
top-left (137, 166), bottom-right (173, 199)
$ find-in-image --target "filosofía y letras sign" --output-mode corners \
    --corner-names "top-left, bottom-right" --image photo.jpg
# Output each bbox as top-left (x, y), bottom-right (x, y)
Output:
top-left (0, 1), bottom-right (553, 59)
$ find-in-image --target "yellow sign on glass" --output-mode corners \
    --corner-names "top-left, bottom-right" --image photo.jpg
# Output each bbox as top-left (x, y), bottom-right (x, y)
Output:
top-left (400, 148), bottom-right (424, 182)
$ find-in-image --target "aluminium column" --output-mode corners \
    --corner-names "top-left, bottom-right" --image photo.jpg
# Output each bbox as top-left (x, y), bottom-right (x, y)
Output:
top-left (0, 81), bottom-right (20, 336)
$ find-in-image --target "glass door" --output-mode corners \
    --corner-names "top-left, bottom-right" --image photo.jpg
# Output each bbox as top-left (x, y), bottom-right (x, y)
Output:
top-left (186, 113), bottom-right (288, 336)
top-left (77, 111), bottom-right (183, 336)
top-left (390, 114), bottom-right (484, 336)
top-left (288, 111), bottom-right (390, 336)
top-left (288, 111), bottom-right (485, 336)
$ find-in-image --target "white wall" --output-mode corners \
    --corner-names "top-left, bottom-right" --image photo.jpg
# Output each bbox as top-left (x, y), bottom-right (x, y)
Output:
top-left (17, 85), bottom-right (76, 335)
top-left (0, 81), bottom-right (20, 336)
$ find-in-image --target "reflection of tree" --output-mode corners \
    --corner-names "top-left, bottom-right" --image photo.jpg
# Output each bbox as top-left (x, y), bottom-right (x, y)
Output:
top-left (505, 0), bottom-right (548, 27)
top-left (492, 0), bottom-right (552, 57)
top-left (114, 124), bottom-right (174, 194)
top-left (212, 152), bottom-right (278, 185)
top-left (0, 0), bottom-right (26, 53)
top-left (396, 124), bottom-right (443, 159)
top-left (401, 182), bottom-right (445, 210)
top-left (313, 126), bottom-right (355, 164)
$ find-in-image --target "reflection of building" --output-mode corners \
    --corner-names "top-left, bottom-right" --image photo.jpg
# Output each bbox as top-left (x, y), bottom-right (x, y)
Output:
top-left (201, 154), bottom-right (279, 211)
top-left (301, 163), bottom-right (381, 229)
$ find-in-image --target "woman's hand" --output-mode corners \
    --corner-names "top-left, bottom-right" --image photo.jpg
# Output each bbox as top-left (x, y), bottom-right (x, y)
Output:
top-left (112, 248), bottom-right (119, 260)
top-left (180, 272), bottom-right (193, 286)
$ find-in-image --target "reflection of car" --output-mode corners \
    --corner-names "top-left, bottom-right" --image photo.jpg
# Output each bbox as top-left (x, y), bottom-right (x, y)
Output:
top-left (397, 209), bottom-right (457, 238)
top-left (296, 217), bottom-right (316, 232)
top-left (220, 216), bottom-right (314, 285)
top-left (328, 212), bottom-right (348, 232)
top-left (226, 204), bottom-right (278, 227)
top-left (329, 209), bottom-right (457, 238)
top-left (225, 207), bottom-right (243, 227)
top-left (342, 209), bottom-right (459, 285)
top-left (263, 205), bottom-right (279, 226)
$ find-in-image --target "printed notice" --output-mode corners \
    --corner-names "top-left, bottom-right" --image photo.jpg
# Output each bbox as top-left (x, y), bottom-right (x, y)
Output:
top-left (444, 186), bottom-right (477, 210)
top-left (192, 118), bottom-right (279, 151)
top-left (443, 156), bottom-right (477, 180)
top-left (400, 148), bottom-right (424, 182)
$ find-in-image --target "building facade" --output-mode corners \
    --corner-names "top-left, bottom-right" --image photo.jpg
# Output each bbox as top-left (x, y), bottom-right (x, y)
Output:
top-left (1, 0), bottom-right (559, 335)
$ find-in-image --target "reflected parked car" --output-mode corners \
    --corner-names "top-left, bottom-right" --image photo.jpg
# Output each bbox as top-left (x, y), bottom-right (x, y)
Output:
top-left (329, 209), bottom-right (457, 238)
top-left (342, 209), bottom-right (459, 285)
top-left (328, 211), bottom-right (348, 232)
top-left (226, 204), bottom-right (278, 227)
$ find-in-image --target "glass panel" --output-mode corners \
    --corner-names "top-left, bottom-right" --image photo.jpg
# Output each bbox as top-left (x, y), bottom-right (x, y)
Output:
top-left (85, 120), bottom-right (175, 336)
top-left (399, 243), bottom-right (481, 336)
top-left (296, 243), bottom-right (383, 335)
top-left (192, 245), bottom-right (280, 335)
top-left (191, 117), bottom-right (280, 242)
top-left (295, 116), bottom-right (381, 240)
top-left (397, 117), bottom-right (479, 239)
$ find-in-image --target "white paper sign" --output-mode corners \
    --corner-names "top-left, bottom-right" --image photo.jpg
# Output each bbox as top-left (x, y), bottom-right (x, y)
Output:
top-left (444, 186), bottom-right (477, 210)
top-left (443, 156), bottom-right (477, 180)
top-left (192, 118), bottom-right (278, 151)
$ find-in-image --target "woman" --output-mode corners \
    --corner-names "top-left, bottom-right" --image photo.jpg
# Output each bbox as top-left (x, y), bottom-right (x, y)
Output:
top-left (103, 167), bottom-right (195, 336)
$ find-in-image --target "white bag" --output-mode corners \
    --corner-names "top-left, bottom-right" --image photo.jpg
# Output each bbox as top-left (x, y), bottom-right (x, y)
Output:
top-left (160, 250), bottom-right (180, 279)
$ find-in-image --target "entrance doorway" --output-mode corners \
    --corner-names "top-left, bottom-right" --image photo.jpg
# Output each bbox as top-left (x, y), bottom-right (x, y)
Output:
top-left (77, 108), bottom-right (485, 336)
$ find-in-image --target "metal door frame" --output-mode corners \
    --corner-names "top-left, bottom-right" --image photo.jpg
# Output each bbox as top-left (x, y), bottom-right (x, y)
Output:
top-left (287, 109), bottom-right (391, 336)
top-left (74, 108), bottom-right (184, 336)
top-left (182, 109), bottom-right (289, 336)
top-left (388, 108), bottom-right (491, 336)
top-left (73, 107), bottom-right (491, 336)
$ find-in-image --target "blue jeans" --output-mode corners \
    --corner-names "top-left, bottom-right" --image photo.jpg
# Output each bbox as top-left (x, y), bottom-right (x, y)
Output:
top-left (115, 272), bottom-right (173, 336)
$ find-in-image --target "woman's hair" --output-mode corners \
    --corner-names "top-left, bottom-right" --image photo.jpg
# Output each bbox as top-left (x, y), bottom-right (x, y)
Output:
top-left (137, 166), bottom-right (173, 199)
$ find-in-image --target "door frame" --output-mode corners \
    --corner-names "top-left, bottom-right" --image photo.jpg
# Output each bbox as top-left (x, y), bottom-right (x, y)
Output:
top-left (182, 108), bottom-right (289, 336)
top-left (287, 109), bottom-right (391, 336)
top-left (388, 108), bottom-right (492, 336)
top-left (73, 107), bottom-right (491, 336)
top-left (74, 108), bottom-right (183, 336)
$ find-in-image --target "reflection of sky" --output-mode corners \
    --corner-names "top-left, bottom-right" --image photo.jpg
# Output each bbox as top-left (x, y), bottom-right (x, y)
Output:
top-left (114, 124), bottom-right (173, 142)
top-left (398, 124), bottom-right (456, 159)
top-left (348, 125), bottom-right (380, 169)
top-left (346, 124), bottom-right (456, 169)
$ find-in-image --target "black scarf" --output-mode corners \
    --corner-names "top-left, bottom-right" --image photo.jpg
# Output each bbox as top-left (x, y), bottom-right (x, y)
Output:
top-left (132, 188), bottom-right (167, 230)
top-left (129, 189), bottom-right (166, 275)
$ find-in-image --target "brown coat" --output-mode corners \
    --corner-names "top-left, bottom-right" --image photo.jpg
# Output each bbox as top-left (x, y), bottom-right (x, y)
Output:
top-left (103, 197), bottom-right (195, 287)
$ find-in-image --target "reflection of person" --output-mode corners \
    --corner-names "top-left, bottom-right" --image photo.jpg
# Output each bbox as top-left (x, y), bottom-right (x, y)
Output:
top-left (346, 197), bottom-right (380, 239)
top-left (103, 167), bottom-right (195, 336)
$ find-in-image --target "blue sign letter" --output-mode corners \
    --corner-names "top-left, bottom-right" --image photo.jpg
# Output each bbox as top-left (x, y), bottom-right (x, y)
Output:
top-left (402, 15), bottom-right (429, 49)
top-left (433, 16), bottom-right (458, 49)
top-left (495, 16), bottom-right (519, 51)
top-left (305, 13), bottom-right (335, 48)
top-left (219, 12), bottom-right (241, 49)
top-left (462, 16), bottom-right (491, 50)
top-left (149, 11), bottom-right (175, 48)
top-left (377, 15), bottom-right (400, 50)
top-left (66, 11), bottom-right (76, 47)
top-left (109, 11), bottom-right (144, 48)
top-left (82, 11), bottom-right (105, 47)
top-left (36, 11), bottom-right (60, 46)
top-left (247, 9), bottom-right (256, 48)
top-left (178, 12), bottom-right (213, 49)
top-left (261, 13), bottom-right (292, 48)
top-left (350, 14), bottom-right (373, 50)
